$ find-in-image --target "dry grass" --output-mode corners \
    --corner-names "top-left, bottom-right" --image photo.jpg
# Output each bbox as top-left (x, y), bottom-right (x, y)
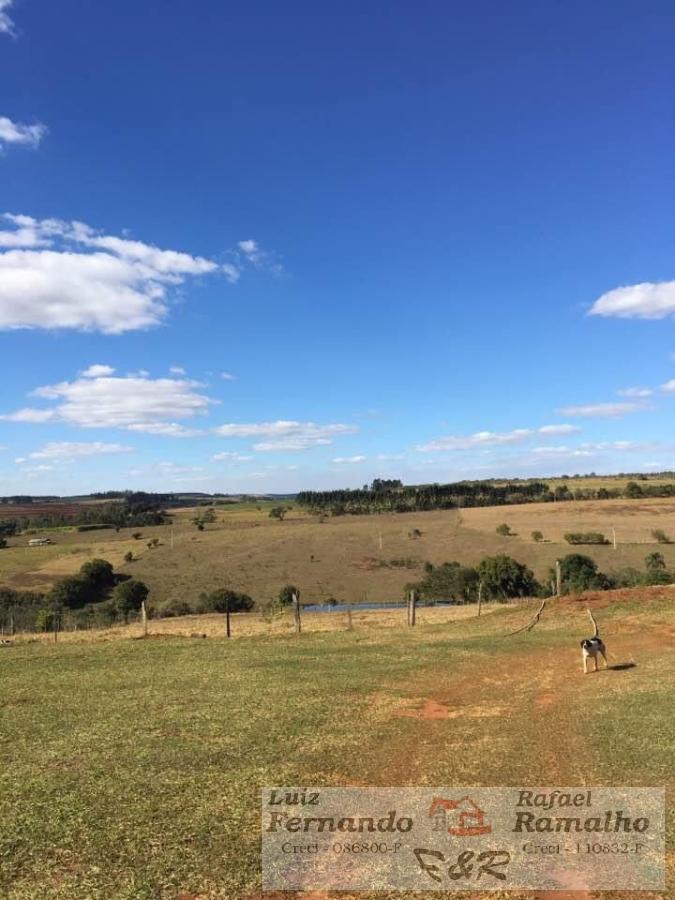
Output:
top-left (4, 497), bottom-right (675, 606)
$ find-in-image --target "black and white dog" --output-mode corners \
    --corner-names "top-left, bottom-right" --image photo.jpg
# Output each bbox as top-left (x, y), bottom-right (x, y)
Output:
top-left (580, 636), bottom-right (607, 674)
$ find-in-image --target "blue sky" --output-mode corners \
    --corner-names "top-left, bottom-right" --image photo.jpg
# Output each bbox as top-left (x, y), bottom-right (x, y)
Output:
top-left (1, 0), bottom-right (675, 495)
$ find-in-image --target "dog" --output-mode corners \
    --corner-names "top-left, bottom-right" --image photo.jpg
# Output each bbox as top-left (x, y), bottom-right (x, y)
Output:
top-left (580, 636), bottom-right (607, 674)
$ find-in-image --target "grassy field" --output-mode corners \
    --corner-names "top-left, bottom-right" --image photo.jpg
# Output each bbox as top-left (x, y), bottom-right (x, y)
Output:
top-left (0, 589), bottom-right (673, 898)
top-left (4, 497), bottom-right (675, 607)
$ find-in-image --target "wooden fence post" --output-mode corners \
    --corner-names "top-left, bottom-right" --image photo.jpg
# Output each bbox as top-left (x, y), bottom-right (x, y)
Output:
top-left (292, 590), bottom-right (301, 634)
top-left (346, 603), bottom-right (353, 631)
top-left (408, 589), bottom-right (417, 626)
top-left (555, 560), bottom-right (561, 597)
top-left (141, 600), bottom-right (148, 638)
top-left (225, 599), bottom-right (231, 638)
top-left (477, 581), bottom-right (483, 617)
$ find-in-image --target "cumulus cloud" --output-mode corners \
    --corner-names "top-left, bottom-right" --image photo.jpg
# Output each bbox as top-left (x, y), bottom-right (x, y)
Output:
top-left (213, 420), bottom-right (358, 451)
top-left (0, 371), bottom-right (214, 434)
top-left (555, 402), bottom-right (644, 418)
top-left (0, 0), bottom-right (16, 35)
top-left (0, 214), bottom-right (241, 333)
top-left (333, 455), bottom-right (367, 463)
top-left (20, 441), bottom-right (132, 461)
top-left (589, 281), bottom-right (675, 319)
top-left (0, 117), bottom-right (47, 151)
top-left (660, 379), bottom-right (675, 394)
top-left (415, 425), bottom-right (579, 453)
top-left (81, 363), bottom-right (115, 378)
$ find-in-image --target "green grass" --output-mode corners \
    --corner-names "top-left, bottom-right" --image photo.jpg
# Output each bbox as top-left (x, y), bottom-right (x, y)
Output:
top-left (1, 599), bottom-right (673, 898)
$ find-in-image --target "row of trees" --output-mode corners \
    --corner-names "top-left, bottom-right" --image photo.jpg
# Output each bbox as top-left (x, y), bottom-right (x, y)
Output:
top-left (408, 551), bottom-right (673, 602)
top-left (296, 478), bottom-right (675, 517)
top-left (0, 558), bottom-right (149, 633)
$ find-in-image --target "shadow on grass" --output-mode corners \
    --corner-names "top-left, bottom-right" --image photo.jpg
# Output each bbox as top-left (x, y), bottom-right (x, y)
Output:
top-left (607, 661), bottom-right (637, 671)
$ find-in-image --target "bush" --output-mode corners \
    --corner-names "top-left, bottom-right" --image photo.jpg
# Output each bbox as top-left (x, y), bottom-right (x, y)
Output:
top-left (476, 555), bottom-right (538, 600)
top-left (564, 532), bottom-right (609, 545)
top-left (0, 538), bottom-right (7, 549)
top-left (48, 576), bottom-right (93, 610)
top-left (496, 523), bottom-right (512, 536)
top-left (123, 551), bottom-right (134, 563)
top-left (158, 600), bottom-right (194, 618)
top-left (652, 529), bottom-right (672, 544)
top-left (531, 530), bottom-right (544, 543)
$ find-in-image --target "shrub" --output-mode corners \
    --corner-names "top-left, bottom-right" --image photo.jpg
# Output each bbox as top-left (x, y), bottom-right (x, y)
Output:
top-left (132, 532), bottom-right (142, 540)
top-left (0, 538), bottom-right (7, 549)
top-left (269, 506), bottom-right (287, 521)
top-left (496, 523), bottom-right (512, 536)
top-left (564, 532), bottom-right (609, 545)
top-left (158, 600), bottom-right (194, 618)
top-left (531, 530), bottom-right (544, 543)
top-left (652, 529), bottom-right (672, 544)
top-left (123, 551), bottom-right (134, 563)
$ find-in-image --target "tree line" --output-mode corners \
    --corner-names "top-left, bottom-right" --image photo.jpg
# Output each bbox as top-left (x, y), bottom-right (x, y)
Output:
top-left (296, 476), bottom-right (675, 516)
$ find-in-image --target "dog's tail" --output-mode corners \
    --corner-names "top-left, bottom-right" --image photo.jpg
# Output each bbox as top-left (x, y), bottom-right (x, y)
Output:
top-left (587, 607), bottom-right (600, 638)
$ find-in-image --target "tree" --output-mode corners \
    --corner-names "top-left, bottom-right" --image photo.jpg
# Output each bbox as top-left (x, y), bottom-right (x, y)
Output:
top-left (48, 576), bottom-right (92, 610)
top-left (625, 481), bottom-right (644, 499)
top-left (0, 538), bottom-right (7, 549)
top-left (496, 523), bottom-right (512, 536)
top-left (531, 530), bottom-right (544, 543)
top-left (644, 551), bottom-right (670, 585)
top-left (79, 558), bottom-right (115, 591)
top-left (278, 584), bottom-right (299, 606)
top-left (112, 579), bottom-right (149, 622)
top-left (557, 554), bottom-right (607, 594)
top-left (415, 561), bottom-right (478, 603)
top-left (651, 529), bottom-right (672, 544)
top-left (476, 555), bottom-right (538, 601)
top-left (269, 507), bottom-right (287, 521)
top-left (199, 589), bottom-right (254, 613)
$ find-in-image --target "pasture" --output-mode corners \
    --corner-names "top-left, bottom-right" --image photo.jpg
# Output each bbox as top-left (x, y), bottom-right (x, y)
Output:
top-left (4, 497), bottom-right (675, 607)
top-left (0, 590), bottom-right (673, 898)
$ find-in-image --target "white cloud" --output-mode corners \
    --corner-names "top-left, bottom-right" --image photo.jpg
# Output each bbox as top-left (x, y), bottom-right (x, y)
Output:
top-left (376, 453), bottom-right (405, 461)
top-left (21, 441), bottom-right (132, 461)
top-left (415, 424), bottom-right (576, 453)
top-left (221, 371), bottom-right (238, 381)
top-left (555, 402), bottom-right (644, 418)
top-left (211, 451), bottom-right (253, 462)
top-left (1, 371), bottom-right (214, 433)
top-left (169, 365), bottom-right (186, 375)
top-left (0, 0), bottom-right (16, 36)
top-left (81, 363), bottom-right (116, 378)
top-left (537, 424), bottom-right (581, 436)
top-left (213, 419), bottom-right (358, 452)
top-left (589, 281), bottom-right (675, 319)
top-left (617, 387), bottom-right (653, 398)
top-left (0, 214), bottom-right (239, 333)
top-left (0, 117), bottom-right (47, 150)
top-left (234, 238), bottom-right (283, 275)
top-left (333, 455), bottom-right (367, 463)
top-left (660, 379), bottom-right (675, 394)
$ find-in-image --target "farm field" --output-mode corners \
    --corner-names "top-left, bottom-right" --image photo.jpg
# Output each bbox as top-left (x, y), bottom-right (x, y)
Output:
top-left (4, 497), bottom-right (675, 607)
top-left (0, 589), bottom-right (673, 898)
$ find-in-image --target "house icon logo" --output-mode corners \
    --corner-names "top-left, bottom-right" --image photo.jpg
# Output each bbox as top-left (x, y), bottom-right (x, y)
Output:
top-left (428, 796), bottom-right (492, 836)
